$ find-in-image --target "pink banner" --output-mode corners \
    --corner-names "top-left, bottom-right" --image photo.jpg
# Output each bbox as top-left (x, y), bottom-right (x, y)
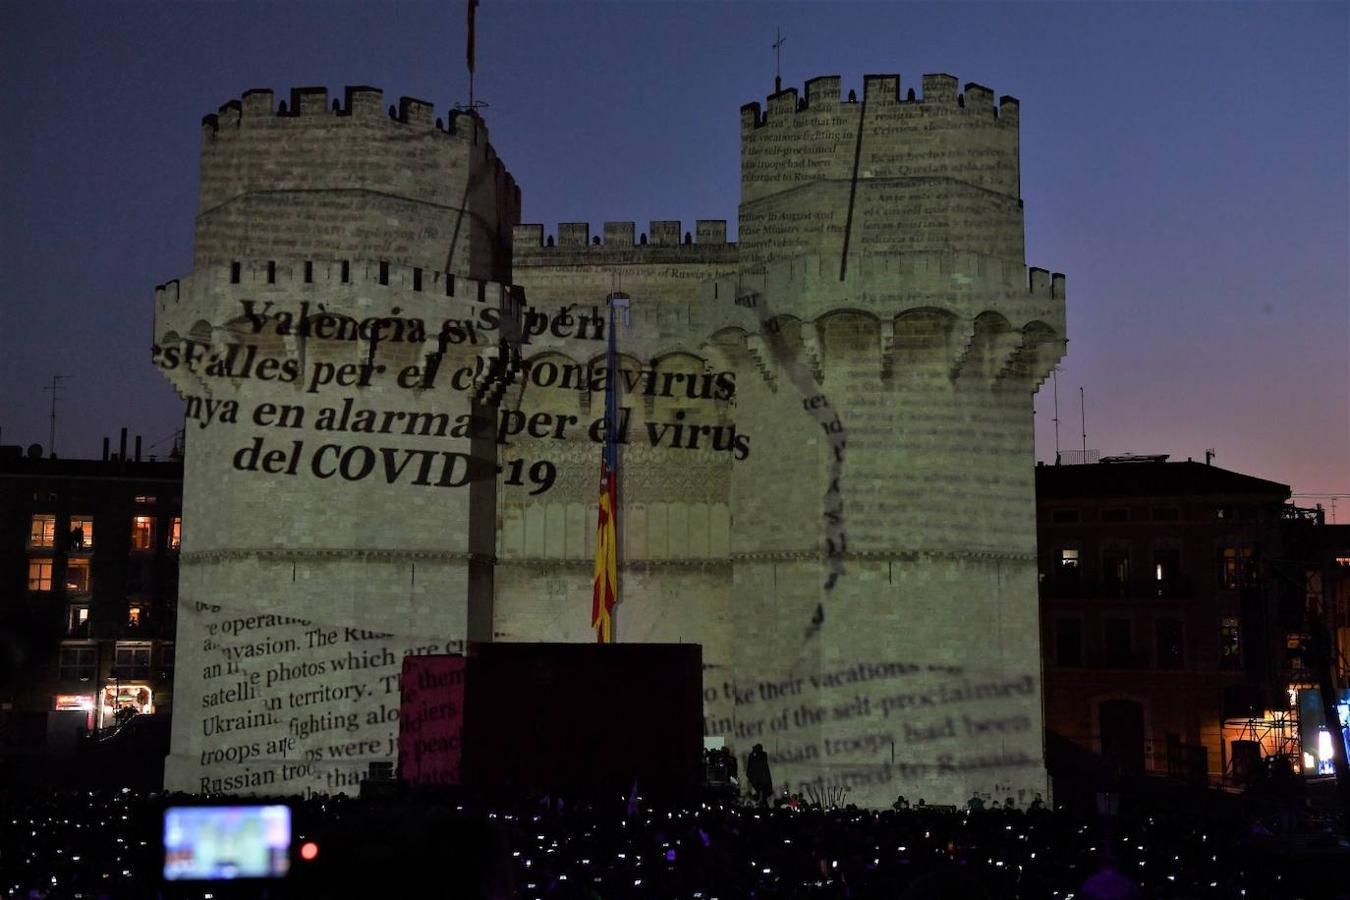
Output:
top-left (398, 655), bottom-right (465, 786)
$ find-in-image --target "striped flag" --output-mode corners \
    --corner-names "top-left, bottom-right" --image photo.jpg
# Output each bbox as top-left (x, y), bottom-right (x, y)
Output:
top-left (591, 302), bottom-right (620, 642)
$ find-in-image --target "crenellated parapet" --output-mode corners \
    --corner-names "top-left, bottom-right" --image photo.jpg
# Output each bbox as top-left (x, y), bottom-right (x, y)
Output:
top-left (155, 258), bottom-right (509, 329)
top-left (512, 219), bottom-right (738, 267)
top-left (201, 86), bottom-right (500, 139)
top-left (510, 220), bottom-right (740, 345)
top-left (195, 85), bottom-right (520, 279)
top-left (152, 257), bottom-right (519, 406)
top-left (741, 73), bottom-right (1018, 132)
top-left (704, 257), bottom-right (1064, 390)
top-left (740, 73), bottom-right (1023, 259)
top-left (700, 252), bottom-right (1060, 334)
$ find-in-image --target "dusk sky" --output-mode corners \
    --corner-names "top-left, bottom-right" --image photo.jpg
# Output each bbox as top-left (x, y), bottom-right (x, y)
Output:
top-left (1, 1), bottom-right (1345, 509)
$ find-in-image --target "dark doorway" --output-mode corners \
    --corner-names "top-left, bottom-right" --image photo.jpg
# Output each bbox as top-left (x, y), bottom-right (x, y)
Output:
top-left (1099, 699), bottom-right (1145, 773)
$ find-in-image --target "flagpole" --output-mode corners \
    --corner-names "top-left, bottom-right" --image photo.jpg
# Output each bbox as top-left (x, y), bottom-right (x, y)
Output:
top-left (466, 0), bottom-right (479, 109)
top-left (591, 291), bottom-right (629, 643)
top-left (609, 298), bottom-right (620, 641)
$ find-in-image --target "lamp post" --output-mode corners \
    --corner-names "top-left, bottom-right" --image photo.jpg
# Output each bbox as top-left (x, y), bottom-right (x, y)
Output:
top-left (108, 666), bottom-right (120, 731)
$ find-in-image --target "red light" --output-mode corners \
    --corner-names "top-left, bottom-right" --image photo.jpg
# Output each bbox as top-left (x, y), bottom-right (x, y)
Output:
top-left (300, 841), bottom-right (319, 861)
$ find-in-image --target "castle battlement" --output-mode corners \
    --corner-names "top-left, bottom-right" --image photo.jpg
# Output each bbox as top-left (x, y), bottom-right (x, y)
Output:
top-left (1028, 267), bottom-right (1066, 301)
top-left (704, 252), bottom-right (1064, 338)
top-left (740, 72), bottom-right (1019, 132)
top-left (155, 257), bottom-right (509, 315)
top-left (194, 85), bottom-right (521, 278)
top-left (511, 221), bottom-right (740, 270)
top-left (200, 86), bottom-right (516, 204)
top-left (203, 86), bottom-right (496, 145)
top-left (738, 73), bottom-right (1022, 212)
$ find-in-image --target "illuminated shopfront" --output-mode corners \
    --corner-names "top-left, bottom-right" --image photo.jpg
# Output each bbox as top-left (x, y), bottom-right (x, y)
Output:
top-left (55, 694), bottom-right (96, 731)
top-left (100, 684), bottom-right (153, 728)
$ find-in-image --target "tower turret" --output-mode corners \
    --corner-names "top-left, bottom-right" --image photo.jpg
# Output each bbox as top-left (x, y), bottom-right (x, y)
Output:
top-left (721, 74), bottom-right (1064, 805)
top-left (196, 86), bottom-right (519, 281)
top-left (153, 86), bottom-right (519, 797)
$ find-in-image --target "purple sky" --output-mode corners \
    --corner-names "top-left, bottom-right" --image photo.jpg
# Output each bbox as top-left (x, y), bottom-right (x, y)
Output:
top-left (1, 1), bottom-right (1346, 510)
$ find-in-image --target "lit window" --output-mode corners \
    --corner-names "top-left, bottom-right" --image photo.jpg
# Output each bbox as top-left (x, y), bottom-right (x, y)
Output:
top-left (29, 514), bottom-right (56, 548)
top-left (69, 516), bottom-right (94, 552)
top-left (28, 559), bottom-right (54, 591)
top-left (65, 559), bottom-right (91, 594)
top-left (1219, 616), bottom-right (1241, 670)
top-left (66, 605), bottom-right (90, 636)
top-left (59, 645), bottom-right (96, 681)
top-left (131, 516), bottom-right (156, 551)
top-left (1335, 556), bottom-right (1350, 568)
top-left (169, 516), bottom-right (182, 551)
top-left (134, 495), bottom-right (157, 505)
top-left (1057, 548), bottom-right (1080, 589)
top-left (1152, 548), bottom-right (1181, 595)
top-left (1287, 633), bottom-right (1308, 671)
top-left (127, 605), bottom-right (144, 628)
top-left (1219, 547), bottom-right (1255, 590)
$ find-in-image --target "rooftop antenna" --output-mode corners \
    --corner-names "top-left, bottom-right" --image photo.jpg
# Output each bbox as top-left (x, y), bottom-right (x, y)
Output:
top-left (43, 375), bottom-right (71, 457)
top-left (1052, 368), bottom-right (1061, 464)
top-left (771, 26), bottom-right (786, 93)
top-left (1205, 448), bottom-right (1216, 466)
top-left (1079, 386), bottom-right (1087, 457)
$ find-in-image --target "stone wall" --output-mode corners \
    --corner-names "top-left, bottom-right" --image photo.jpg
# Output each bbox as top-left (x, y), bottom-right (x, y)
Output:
top-left (154, 72), bottom-right (1065, 807)
top-left (197, 87), bottom-right (518, 281)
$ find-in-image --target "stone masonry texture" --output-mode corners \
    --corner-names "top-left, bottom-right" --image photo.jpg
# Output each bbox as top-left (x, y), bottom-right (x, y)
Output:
top-left (154, 73), bottom-right (1064, 807)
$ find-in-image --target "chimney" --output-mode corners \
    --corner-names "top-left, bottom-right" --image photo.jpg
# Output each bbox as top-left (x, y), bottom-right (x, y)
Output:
top-left (134, 435), bottom-right (142, 462)
top-left (102, 437), bottom-right (110, 461)
top-left (119, 427), bottom-right (128, 461)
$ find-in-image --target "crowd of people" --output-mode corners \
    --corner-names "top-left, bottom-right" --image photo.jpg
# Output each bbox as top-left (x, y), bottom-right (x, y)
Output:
top-left (3, 781), bottom-right (1348, 899)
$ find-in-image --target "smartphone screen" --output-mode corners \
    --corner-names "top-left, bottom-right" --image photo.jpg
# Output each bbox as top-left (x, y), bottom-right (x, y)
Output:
top-left (163, 805), bottom-right (291, 880)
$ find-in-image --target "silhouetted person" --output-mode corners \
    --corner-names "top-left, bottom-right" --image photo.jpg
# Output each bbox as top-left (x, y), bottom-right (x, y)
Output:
top-left (746, 743), bottom-right (773, 805)
top-left (723, 747), bottom-right (738, 781)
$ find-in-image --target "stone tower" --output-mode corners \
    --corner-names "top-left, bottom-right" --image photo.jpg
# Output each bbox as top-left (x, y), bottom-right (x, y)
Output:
top-left (154, 87), bottom-right (519, 795)
top-left (720, 74), bottom-right (1064, 804)
top-left (153, 72), bottom-right (1063, 806)
top-left (494, 73), bottom-right (1063, 806)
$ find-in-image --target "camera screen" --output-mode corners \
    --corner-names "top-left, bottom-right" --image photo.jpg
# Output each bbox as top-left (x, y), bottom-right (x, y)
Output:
top-left (163, 805), bottom-right (291, 880)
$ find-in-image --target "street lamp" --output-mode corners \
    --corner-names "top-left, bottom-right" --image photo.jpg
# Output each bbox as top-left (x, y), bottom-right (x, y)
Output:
top-left (107, 666), bottom-right (120, 731)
